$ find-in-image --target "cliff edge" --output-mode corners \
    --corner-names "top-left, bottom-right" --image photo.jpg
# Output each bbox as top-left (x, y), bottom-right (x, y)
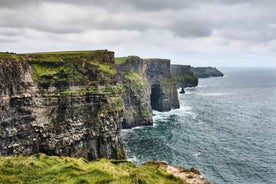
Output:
top-left (171, 64), bottom-right (198, 88)
top-left (191, 67), bottom-right (224, 78)
top-left (0, 51), bottom-right (125, 161)
top-left (116, 56), bottom-right (179, 128)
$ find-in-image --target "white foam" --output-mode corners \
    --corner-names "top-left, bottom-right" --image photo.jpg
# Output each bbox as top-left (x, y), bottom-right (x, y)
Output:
top-left (152, 104), bottom-right (197, 122)
top-left (200, 92), bottom-right (234, 96)
top-left (192, 152), bottom-right (201, 157)
top-left (127, 155), bottom-right (140, 164)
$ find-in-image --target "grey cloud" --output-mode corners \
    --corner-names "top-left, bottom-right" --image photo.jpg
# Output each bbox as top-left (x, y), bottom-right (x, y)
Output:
top-left (0, 0), bottom-right (208, 10)
top-left (0, 28), bottom-right (25, 36)
top-left (0, 1), bottom-right (216, 38)
top-left (1, 0), bottom-right (276, 65)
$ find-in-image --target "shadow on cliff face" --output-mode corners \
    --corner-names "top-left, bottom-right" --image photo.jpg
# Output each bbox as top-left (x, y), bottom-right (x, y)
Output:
top-left (150, 83), bottom-right (165, 111)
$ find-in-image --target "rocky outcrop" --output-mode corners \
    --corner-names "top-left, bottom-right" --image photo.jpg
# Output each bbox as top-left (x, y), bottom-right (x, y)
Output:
top-left (171, 65), bottom-right (198, 88)
top-left (191, 67), bottom-right (224, 78)
top-left (0, 51), bottom-right (126, 161)
top-left (166, 165), bottom-right (210, 184)
top-left (116, 56), bottom-right (179, 129)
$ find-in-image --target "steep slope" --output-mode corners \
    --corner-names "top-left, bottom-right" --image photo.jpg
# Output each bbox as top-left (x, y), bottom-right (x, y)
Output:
top-left (116, 56), bottom-right (179, 128)
top-left (171, 65), bottom-right (198, 88)
top-left (0, 51), bottom-right (125, 161)
top-left (191, 67), bottom-right (224, 78)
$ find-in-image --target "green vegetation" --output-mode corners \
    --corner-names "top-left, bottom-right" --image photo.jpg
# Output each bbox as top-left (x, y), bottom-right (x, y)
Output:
top-left (174, 73), bottom-right (198, 87)
top-left (31, 62), bottom-right (87, 85)
top-left (59, 86), bottom-right (123, 96)
top-left (0, 52), bottom-right (24, 60)
top-left (101, 85), bottom-right (123, 95)
top-left (115, 56), bottom-right (140, 64)
top-left (123, 70), bottom-right (147, 93)
top-left (0, 154), bottom-right (187, 184)
top-left (191, 67), bottom-right (223, 78)
top-left (140, 105), bottom-right (151, 117)
top-left (125, 71), bottom-right (144, 85)
top-left (91, 61), bottom-right (116, 76)
top-left (58, 88), bottom-right (96, 95)
top-left (117, 67), bottom-right (148, 100)
top-left (24, 50), bottom-right (107, 63)
top-left (33, 63), bottom-right (61, 77)
top-left (115, 57), bottom-right (129, 64)
top-left (26, 50), bottom-right (118, 92)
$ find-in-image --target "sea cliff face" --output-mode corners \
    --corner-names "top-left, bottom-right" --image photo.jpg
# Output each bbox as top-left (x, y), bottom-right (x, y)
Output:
top-left (191, 67), bottom-right (224, 78)
top-left (171, 64), bottom-right (198, 88)
top-left (116, 56), bottom-right (179, 128)
top-left (0, 51), bottom-right (125, 161)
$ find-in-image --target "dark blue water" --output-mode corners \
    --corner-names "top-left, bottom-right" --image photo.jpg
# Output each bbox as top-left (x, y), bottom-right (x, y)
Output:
top-left (121, 68), bottom-right (276, 184)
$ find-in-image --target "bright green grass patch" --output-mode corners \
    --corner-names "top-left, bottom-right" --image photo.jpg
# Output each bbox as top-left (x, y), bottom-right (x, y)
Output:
top-left (125, 71), bottom-right (144, 86)
top-left (115, 57), bottom-right (129, 64)
top-left (91, 61), bottom-right (116, 75)
top-left (23, 50), bottom-right (107, 63)
top-left (31, 62), bottom-right (86, 83)
top-left (0, 52), bottom-right (24, 60)
top-left (26, 50), bottom-right (105, 55)
top-left (0, 154), bottom-right (187, 184)
top-left (33, 63), bottom-right (61, 76)
top-left (124, 70), bottom-right (147, 93)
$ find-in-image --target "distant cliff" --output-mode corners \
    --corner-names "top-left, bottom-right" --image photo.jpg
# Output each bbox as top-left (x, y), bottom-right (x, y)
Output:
top-left (191, 67), bottom-right (224, 78)
top-left (171, 65), bottom-right (198, 88)
top-left (0, 51), bottom-right (125, 161)
top-left (116, 56), bottom-right (179, 128)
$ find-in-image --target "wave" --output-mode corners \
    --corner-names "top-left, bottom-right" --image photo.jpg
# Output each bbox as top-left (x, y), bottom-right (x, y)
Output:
top-left (199, 92), bottom-right (234, 96)
top-left (192, 152), bottom-right (201, 157)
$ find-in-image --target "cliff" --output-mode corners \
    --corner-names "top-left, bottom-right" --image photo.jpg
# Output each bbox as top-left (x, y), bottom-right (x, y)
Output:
top-left (116, 56), bottom-right (179, 128)
top-left (0, 51), bottom-right (125, 161)
top-left (191, 67), bottom-right (224, 78)
top-left (0, 154), bottom-right (209, 184)
top-left (171, 65), bottom-right (198, 88)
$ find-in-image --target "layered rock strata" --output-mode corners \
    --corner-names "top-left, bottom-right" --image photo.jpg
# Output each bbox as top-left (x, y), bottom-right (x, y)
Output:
top-left (171, 64), bottom-right (198, 88)
top-left (116, 56), bottom-right (179, 128)
top-left (0, 51), bottom-right (125, 161)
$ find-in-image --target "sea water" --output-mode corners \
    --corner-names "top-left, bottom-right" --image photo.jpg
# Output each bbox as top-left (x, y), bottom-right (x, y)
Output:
top-left (121, 68), bottom-right (276, 184)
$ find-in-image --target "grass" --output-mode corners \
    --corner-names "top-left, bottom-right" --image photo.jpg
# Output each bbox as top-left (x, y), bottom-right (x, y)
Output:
top-left (174, 73), bottom-right (197, 82)
top-left (31, 62), bottom-right (87, 85)
top-left (25, 50), bottom-right (117, 90)
top-left (115, 56), bottom-right (140, 64)
top-left (59, 86), bottom-right (123, 96)
top-left (174, 72), bottom-right (198, 87)
top-left (91, 61), bottom-right (116, 75)
top-left (0, 52), bottom-right (24, 60)
top-left (23, 50), bottom-right (108, 63)
top-left (115, 57), bottom-right (129, 64)
top-left (140, 106), bottom-right (151, 117)
top-left (125, 71), bottom-right (144, 85)
top-left (33, 63), bottom-right (61, 76)
top-left (0, 154), bottom-right (187, 184)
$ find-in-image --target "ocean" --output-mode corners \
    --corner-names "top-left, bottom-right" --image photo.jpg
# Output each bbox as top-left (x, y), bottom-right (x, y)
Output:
top-left (121, 68), bottom-right (276, 184)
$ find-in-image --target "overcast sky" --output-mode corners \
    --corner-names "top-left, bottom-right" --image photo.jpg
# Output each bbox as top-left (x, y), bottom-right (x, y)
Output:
top-left (1, 0), bottom-right (276, 67)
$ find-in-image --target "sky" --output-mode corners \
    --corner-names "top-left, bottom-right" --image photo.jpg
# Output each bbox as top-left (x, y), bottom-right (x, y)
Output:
top-left (0, 0), bottom-right (276, 67)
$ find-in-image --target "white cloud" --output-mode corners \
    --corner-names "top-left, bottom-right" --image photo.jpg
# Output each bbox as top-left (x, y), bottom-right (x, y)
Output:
top-left (0, 0), bottom-right (276, 67)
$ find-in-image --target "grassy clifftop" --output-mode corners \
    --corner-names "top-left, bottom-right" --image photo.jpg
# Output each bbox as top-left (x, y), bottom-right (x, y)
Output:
top-left (0, 50), bottom-right (120, 94)
top-left (0, 154), bottom-right (187, 184)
